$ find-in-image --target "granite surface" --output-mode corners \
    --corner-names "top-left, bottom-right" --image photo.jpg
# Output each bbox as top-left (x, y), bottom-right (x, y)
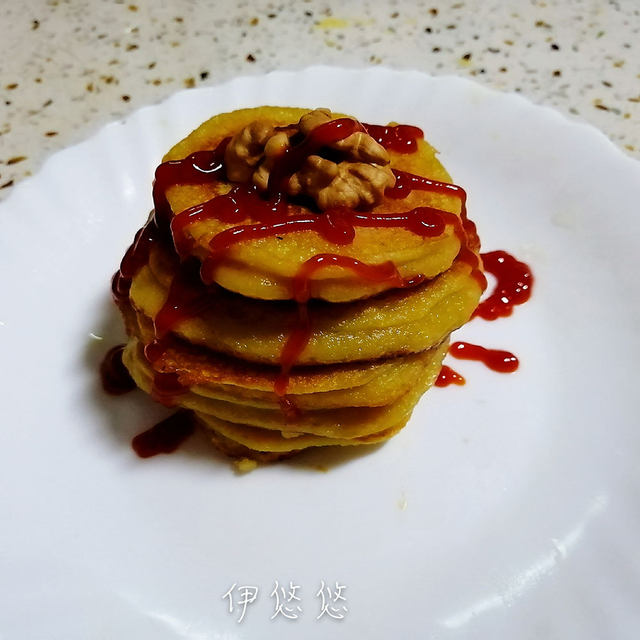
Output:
top-left (1, 0), bottom-right (639, 200)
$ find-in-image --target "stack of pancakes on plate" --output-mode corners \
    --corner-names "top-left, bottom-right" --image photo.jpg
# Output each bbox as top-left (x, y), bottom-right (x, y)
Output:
top-left (112, 106), bottom-right (484, 462)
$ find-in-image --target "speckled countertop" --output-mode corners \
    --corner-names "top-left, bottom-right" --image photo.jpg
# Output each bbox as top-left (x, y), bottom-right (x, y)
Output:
top-left (1, 0), bottom-right (639, 199)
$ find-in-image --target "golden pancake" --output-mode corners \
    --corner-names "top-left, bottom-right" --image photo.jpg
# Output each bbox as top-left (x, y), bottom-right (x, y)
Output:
top-left (120, 337), bottom-right (437, 410)
top-left (128, 242), bottom-right (481, 365)
top-left (200, 415), bottom-right (406, 453)
top-left (161, 106), bottom-right (467, 302)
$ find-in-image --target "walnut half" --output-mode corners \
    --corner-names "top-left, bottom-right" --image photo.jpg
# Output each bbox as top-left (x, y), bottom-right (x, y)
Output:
top-left (288, 155), bottom-right (395, 210)
top-left (223, 108), bottom-right (396, 210)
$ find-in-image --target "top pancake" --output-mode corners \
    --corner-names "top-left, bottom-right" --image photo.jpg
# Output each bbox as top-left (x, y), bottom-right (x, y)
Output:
top-left (161, 106), bottom-right (468, 302)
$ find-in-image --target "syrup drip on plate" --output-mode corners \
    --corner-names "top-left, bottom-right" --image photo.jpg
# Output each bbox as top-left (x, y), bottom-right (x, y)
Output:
top-left (475, 250), bottom-right (533, 320)
top-left (435, 249), bottom-right (533, 387)
top-left (132, 409), bottom-right (196, 458)
top-left (449, 341), bottom-right (519, 373)
top-left (435, 365), bottom-right (466, 387)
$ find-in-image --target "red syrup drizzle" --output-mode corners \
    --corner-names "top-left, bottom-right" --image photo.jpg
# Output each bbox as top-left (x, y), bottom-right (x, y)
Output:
top-left (100, 344), bottom-right (136, 395)
top-left (274, 302), bottom-right (311, 398)
top-left (170, 186), bottom-right (287, 256)
top-left (435, 365), bottom-right (466, 388)
top-left (449, 341), bottom-right (519, 373)
top-left (475, 250), bottom-right (533, 320)
top-left (111, 228), bottom-right (197, 408)
top-left (111, 219), bottom-right (161, 304)
top-left (278, 395), bottom-right (302, 421)
top-left (363, 123), bottom-right (424, 153)
top-left (388, 169), bottom-right (485, 289)
top-left (291, 254), bottom-right (424, 303)
top-left (112, 143), bottom-right (230, 302)
top-left (271, 254), bottom-right (429, 401)
top-left (274, 301), bottom-right (311, 418)
top-left (199, 205), bottom-right (451, 282)
top-left (146, 260), bottom-right (222, 408)
top-left (152, 143), bottom-right (229, 226)
top-left (153, 259), bottom-right (216, 339)
top-left (149, 371), bottom-right (188, 407)
top-left (272, 255), bottom-right (427, 402)
top-left (131, 409), bottom-right (196, 458)
top-left (147, 149), bottom-right (231, 406)
top-left (141, 335), bottom-right (189, 408)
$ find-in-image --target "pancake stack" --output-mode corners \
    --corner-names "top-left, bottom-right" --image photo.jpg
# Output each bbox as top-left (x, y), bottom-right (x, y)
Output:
top-left (112, 107), bottom-right (484, 463)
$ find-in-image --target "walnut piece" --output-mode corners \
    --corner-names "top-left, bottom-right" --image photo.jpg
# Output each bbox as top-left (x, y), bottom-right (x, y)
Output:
top-left (298, 108), bottom-right (332, 135)
top-left (224, 120), bottom-right (275, 183)
top-left (252, 131), bottom-right (290, 191)
top-left (288, 155), bottom-right (395, 210)
top-left (224, 108), bottom-right (396, 210)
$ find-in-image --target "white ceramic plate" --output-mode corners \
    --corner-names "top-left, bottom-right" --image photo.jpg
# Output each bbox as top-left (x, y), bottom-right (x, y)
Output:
top-left (1, 67), bottom-right (639, 639)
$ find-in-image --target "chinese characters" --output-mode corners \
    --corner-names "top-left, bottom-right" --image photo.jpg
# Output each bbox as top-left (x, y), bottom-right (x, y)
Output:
top-left (222, 580), bottom-right (348, 623)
